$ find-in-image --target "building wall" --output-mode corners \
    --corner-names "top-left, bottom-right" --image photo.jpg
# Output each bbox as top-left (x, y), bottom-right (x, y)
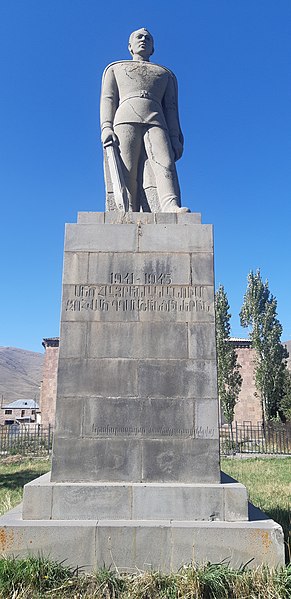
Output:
top-left (233, 346), bottom-right (262, 424)
top-left (39, 340), bottom-right (59, 426)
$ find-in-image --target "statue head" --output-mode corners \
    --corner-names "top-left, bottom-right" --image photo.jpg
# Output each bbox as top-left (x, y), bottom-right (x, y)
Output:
top-left (128, 28), bottom-right (154, 61)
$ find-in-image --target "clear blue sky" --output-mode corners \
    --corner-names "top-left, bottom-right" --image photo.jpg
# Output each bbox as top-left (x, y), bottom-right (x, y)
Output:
top-left (1, 1), bottom-right (290, 353)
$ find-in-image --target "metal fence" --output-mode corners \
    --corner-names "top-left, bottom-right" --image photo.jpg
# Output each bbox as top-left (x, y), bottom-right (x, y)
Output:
top-left (0, 422), bottom-right (291, 457)
top-left (0, 424), bottom-right (53, 457)
top-left (220, 422), bottom-right (291, 455)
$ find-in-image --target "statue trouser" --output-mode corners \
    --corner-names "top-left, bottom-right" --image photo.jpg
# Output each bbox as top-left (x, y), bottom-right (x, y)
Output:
top-left (114, 124), bottom-right (181, 212)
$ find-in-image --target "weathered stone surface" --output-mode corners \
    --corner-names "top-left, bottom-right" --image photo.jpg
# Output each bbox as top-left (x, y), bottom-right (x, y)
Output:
top-left (0, 505), bottom-right (96, 569)
top-left (194, 399), bottom-right (219, 440)
top-left (77, 212), bottom-right (105, 224)
top-left (22, 473), bottom-right (52, 520)
top-left (65, 224), bottom-right (137, 252)
top-left (52, 437), bottom-right (143, 482)
top-left (141, 439), bottom-right (220, 483)
top-left (177, 213), bottom-right (201, 224)
top-left (59, 322), bottom-right (87, 358)
top-left (0, 506), bottom-right (284, 571)
top-left (105, 212), bottom-right (155, 224)
top-left (88, 252), bottom-right (191, 285)
top-left (54, 397), bottom-right (83, 436)
top-left (191, 252), bottom-right (214, 285)
top-left (138, 224), bottom-right (213, 253)
top-left (224, 484), bottom-right (249, 521)
top-left (52, 484), bottom-right (132, 520)
top-left (86, 322), bottom-right (188, 359)
top-left (188, 323), bottom-right (217, 359)
top-left (137, 359), bottom-right (217, 398)
top-left (82, 397), bottom-right (195, 438)
top-left (57, 358), bottom-right (138, 398)
top-left (21, 473), bottom-right (248, 522)
top-left (62, 252), bottom-right (89, 284)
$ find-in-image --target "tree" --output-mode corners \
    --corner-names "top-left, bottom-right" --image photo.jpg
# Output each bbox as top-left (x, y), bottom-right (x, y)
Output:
top-left (280, 369), bottom-right (291, 422)
top-left (240, 270), bottom-right (288, 424)
top-left (215, 285), bottom-right (242, 425)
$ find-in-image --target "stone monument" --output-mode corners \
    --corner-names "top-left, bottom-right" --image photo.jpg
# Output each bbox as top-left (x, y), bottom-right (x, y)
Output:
top-left (101, 28), bottom-right (189, 213)
top-left (0, 29), bottom-right (284, 570)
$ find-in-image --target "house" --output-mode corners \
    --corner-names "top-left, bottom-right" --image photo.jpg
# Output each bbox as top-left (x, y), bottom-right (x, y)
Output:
top-left (1, 399), bottom-right (40, 426)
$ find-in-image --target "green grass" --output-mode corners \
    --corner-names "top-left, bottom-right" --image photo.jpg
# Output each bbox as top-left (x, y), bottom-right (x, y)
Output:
top-left (0, 558), bottom-right (290, 598)
top-left (0, 457), bottom-right (50, 516)
top-left (221, 456), bottom-right (291, 562)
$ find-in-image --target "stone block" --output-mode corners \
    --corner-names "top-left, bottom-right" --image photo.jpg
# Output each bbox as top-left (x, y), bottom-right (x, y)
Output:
top-left (54, 397), bottom-right (83, 436)
top-left (191, 253), bottom-right (214, 285)
top-left (188, 323), bottom-right (217, 359)
top-left (194, 399), bottom-right (219, 440)
top-left (138, 224), bottom-right (213, 253)
top-left (0, 506), bottom-right (96, 571)
top-left (88, 252), bottom-right (191, 285)
top-left (177, 213), bottom-right (201, 224)
top-left (155, 213), bottom-right (177, 224)
top-left (77, 212), bottom-right (105, 224)
top-left (62, 252), bottom-right (89, 284)
top-left (141, 438), bottom-right (220, 483)
top-left (52, 483), bottom-right (132, 520)
top-left (51, 437), bottom-right (142, 482)
top-left (65, 224), bottom-right (137, 252)
top-left (57, 358), bottom-right (138, 397)
top-left (82, 397), bottom-right (195, 439)
top-left (105, 211), bottom-right (155, 224)
top-left (138, 359), bottom-right (217, 398)
top-left (132, 484), bottom-right (224, 521)
top-left (169, 520), bottom-right (285, 570)
top-left (22, 473), bottom-right (52, 520)
top-left (59, 322), bottom-right (87, 358)
top-left (224, 484), bottom-right (248, 521)
top-left (95, 521), bottom-right (171, 571)
top-left (87, 322), bottom-right (188, 359)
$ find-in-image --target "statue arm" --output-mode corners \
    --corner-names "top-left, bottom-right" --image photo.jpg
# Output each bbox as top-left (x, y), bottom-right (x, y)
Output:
top-left (162, 72), bottom-right (184, 160)
top-left (100, 66), bottom-right (119, 135)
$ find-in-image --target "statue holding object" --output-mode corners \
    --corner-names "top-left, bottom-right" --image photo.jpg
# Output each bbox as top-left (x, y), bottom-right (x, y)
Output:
top-left (100, 28), bottom-right (190, 213)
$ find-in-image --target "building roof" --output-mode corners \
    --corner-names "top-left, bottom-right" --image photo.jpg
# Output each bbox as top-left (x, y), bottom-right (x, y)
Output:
top-left (42, 337), bottom-right (59, 348)
top-left (228, 338), bottom-right (252, 348)
top-left (2, 399), bottom-right (39, 410)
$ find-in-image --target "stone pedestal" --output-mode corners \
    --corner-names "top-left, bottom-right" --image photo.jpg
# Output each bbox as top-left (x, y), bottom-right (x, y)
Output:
top-left (0, 213), bottom-right (285, 570)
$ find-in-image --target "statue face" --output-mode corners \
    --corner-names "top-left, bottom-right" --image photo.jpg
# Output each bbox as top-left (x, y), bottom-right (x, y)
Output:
top-left (128, 29), bottom-right (154, 60)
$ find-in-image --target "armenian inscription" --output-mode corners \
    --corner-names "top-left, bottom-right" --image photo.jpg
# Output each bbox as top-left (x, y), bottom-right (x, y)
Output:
top-left (91, 425), bottom-right (215, 439)
top-left (65, 276), bottom-right (212, 313)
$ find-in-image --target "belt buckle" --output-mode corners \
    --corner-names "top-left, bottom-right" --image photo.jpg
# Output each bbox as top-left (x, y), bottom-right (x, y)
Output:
top-left (140, 90), bottom-right (149, 98)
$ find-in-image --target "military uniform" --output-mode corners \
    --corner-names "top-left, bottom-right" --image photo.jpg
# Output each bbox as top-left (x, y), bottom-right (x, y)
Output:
top-left (101, 60), bottom-right (184, 211)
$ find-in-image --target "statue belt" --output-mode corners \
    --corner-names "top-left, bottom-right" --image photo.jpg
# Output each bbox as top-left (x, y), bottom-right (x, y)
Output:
top-left (119, 90), bottom-right (161, 105)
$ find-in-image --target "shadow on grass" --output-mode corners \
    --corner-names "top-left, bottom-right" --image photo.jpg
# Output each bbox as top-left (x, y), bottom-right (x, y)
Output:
top-left (0, 469), bottom-right (48, 491)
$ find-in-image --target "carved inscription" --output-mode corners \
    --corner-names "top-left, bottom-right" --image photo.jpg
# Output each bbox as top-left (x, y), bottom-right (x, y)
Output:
top-left (65, 283), bottom-right (211, 313)
top-left (90, 425), bottom-right (215, 438)
top-left (110, 272), bottom-right (172, 284)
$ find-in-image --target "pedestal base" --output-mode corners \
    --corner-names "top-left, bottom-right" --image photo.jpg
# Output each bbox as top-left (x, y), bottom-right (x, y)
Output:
top-left (0, 504), bottom-right (284, 571)
top-left (22, 472), bottom-right (249, 522)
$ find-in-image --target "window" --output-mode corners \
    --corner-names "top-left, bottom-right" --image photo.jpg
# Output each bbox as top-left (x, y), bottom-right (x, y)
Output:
top-left (5, 409), bottom-right (12, 415)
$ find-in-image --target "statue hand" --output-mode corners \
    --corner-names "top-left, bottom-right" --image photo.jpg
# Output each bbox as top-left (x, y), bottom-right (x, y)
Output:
top-left (101, 127), bottom-right (119, 146)
top-left (171, 137), bottom-right (183, 161)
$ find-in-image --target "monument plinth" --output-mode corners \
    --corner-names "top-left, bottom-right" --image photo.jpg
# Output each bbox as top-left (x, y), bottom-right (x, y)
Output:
top-left (0, 212), bottom-right (284, 569)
